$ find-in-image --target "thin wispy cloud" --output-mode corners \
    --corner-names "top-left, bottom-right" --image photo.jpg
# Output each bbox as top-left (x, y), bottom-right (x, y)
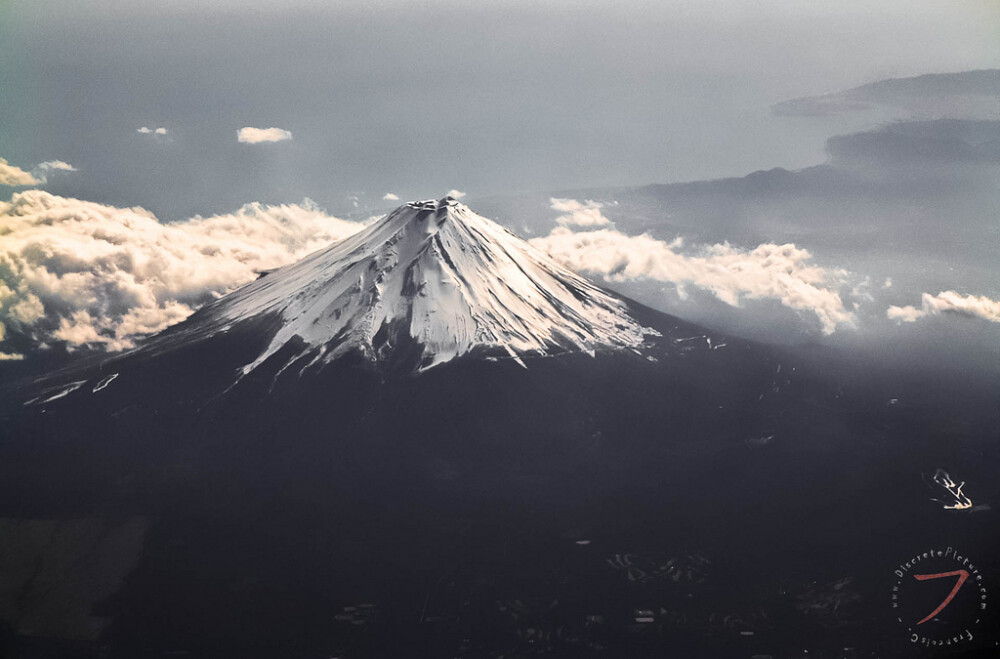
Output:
top-left (237, 127), bottom-right (293, 144)
top-left (0, 190), bottom-right (363, 353)
top-left (138, 126), bottom-right (169, 136)
top-left (33, 160), bottom-right (77, 181)
top-left (888, 291), bottom-right (1000, 324)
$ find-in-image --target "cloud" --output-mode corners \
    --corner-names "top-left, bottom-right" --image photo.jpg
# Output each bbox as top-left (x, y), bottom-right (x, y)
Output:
top-left (529, 224), bottom-right (854, 334)
top-left (382, 192), bottom-right (399, 201)
top-left (888, 291), bottom-right (1000, 324)
top-left (447, 189), bottom-right (466, 199)
top-left (0, 159), bottom-right (40, 186)
top-left (0, 190), bottom-right (364, 353)
top-left (550, 197), bottom-right (611, 227)
top-left (138, 126), bottom-right (169, 136)
top-left (1, 159), bottom-right (77, 187)
top-left (33, 161), bottom-right (77, 182)
top-left (237, 127), bottom-right (293, 144)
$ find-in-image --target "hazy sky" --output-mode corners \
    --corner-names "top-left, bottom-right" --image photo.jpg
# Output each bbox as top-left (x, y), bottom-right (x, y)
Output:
top-left (2, 0), bottom-right (998, 218)
top-left (1, 0), bottom-right (999, 365)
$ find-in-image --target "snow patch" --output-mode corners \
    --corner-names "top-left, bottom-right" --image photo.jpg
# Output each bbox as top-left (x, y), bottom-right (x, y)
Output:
top-left (25, 381), bottom-right (87, 406)
top-left (92, 373), bottom-right (119, 393)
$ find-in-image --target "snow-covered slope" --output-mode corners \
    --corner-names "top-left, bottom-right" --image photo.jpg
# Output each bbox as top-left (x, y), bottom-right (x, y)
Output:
top-left (153, 196), bottom-right (658, 373)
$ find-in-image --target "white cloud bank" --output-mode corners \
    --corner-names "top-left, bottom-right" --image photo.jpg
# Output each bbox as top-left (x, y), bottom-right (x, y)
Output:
top-left (530, 224), bottom-right (854, 334)
top-left (888, 291), bottom-right (1000, 324)
top-left (550, 197), bottom-right (611, 227)
top-left (0, 190), bottom-right (363, 354)
top-left (1, 159), bottom-right (76, 187)
top-left (237, 127), bottom-right (293, 144)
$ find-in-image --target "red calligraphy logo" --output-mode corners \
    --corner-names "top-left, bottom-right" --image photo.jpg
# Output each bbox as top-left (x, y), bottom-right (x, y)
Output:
top-left (913, 570), bottom-right (969, 625)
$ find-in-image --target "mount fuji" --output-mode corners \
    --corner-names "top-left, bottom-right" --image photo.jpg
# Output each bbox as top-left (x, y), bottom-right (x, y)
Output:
top-left (0, 198), bottom-right (996, 658)
top-left (145, 196), bottom-right (657, 377)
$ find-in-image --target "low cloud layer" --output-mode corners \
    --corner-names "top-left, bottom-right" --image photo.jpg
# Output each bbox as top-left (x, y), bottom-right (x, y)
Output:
top-left (0, 190), bottom-right (362, 355)
top-left (530, 223), bottom-right (854, 334)
top-left (550, 197), bottom-right (611, 227)
top-left (237, 127), bottom-right (293, 144)
top-left (888, 291), bottom-right (1000, 324)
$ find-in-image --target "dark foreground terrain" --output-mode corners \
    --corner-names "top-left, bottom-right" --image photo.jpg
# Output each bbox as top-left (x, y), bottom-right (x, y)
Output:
top-left (0, 305), bottom-right (997, 658)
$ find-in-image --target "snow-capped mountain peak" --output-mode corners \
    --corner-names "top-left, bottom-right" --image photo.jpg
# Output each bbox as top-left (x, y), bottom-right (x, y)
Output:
top-left (161, 196), bottom-right (657, 373)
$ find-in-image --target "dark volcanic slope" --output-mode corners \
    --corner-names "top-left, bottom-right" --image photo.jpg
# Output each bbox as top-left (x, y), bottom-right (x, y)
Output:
top-left (1, 297), bottom-right (997, 659)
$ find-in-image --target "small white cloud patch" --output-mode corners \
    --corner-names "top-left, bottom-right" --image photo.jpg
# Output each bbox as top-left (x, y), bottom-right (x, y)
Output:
top-left (138, 127), bottom-right (169, 137)
top-left (383, 193), bottom-right (399, 201)
top-left (237, 127), bottom-right (293, 144)
top-left (888, 291), bottom-right (1000, 324)
top-left (550, 197), bottom-right (611, 227)
top-left (885, 305), bottom-right (925, 323)
top-left (447, 189), bottom-right (466, 199)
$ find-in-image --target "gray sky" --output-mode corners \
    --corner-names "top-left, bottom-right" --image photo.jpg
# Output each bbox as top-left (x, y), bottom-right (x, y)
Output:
top-left (2, 0), bottom-right (998, 218)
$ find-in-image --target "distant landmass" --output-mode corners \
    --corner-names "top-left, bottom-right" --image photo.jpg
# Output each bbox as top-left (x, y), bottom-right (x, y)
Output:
top-left (772, 69), bottom-right (1000, 118)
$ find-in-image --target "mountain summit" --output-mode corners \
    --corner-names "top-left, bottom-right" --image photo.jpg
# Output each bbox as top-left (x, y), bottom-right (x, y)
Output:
top-left (151, 196), bottom-right (657, 374)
